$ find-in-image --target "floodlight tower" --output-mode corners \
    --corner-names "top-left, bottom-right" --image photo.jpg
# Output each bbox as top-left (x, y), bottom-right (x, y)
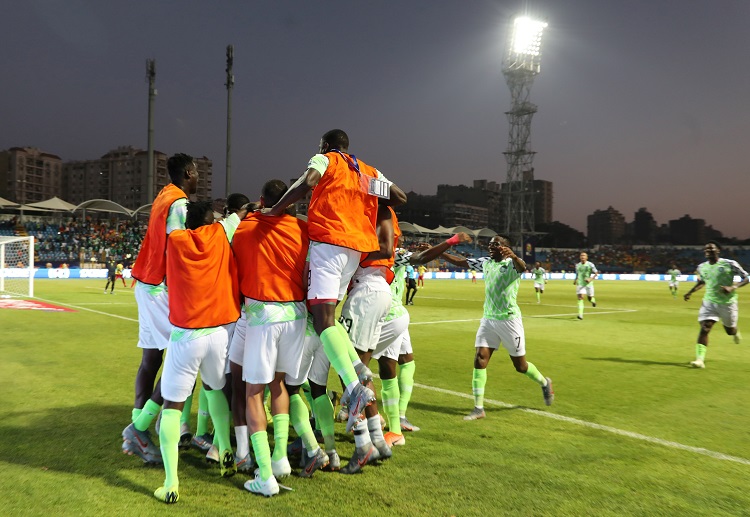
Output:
top-left (225, 45), bottom-right (234, 198)
top-left (502, 15), bottom-right (547, 246)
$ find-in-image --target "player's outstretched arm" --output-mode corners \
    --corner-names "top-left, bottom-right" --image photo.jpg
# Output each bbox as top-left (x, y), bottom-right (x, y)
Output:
top-left (379, 183), bottom-right (407, 207)
top-left (410, 233), bottom-right (472, 265)
top-left (266, 169), bottom-right (318, 216)
top-left (441, 251), bottom-right (470, 270)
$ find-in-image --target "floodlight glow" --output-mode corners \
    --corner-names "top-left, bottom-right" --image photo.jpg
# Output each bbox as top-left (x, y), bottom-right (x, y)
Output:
top-left (510, 16), bottom-right (547, 57)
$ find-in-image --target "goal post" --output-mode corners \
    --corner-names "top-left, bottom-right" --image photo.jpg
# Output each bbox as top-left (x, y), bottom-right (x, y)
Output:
top-left (0, 236), bottom-right (34, 297)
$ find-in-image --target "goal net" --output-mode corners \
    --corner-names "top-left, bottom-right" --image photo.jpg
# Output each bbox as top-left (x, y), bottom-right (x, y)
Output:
top-left (0, 236), bottom-right (34, 297)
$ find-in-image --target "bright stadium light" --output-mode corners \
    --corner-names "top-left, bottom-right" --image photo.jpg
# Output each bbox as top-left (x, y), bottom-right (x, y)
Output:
top-left (505, 15), bottom-right (547, 73)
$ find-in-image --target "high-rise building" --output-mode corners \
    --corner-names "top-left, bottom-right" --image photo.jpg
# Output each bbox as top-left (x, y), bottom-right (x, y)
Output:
top-left (587, 206), bottom-right (626, 244)
top-left (669, 215), bottom-right (706, 245)
top-left (63, 146), bottom-right (212, 209)
top-left (633, 207), bottom-right (657, 244)
top-left (0, 147), bottom-right (63, 204)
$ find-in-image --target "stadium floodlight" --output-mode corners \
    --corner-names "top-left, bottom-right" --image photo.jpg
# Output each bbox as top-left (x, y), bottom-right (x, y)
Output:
top-left (505, 16), bottom-right (547, 73)
top-left (501, 14), bottom-right (547, 248)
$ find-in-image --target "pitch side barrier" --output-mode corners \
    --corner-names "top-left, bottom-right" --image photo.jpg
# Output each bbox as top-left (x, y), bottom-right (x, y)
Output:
top-left (3, 270), bottom-right (744, 283)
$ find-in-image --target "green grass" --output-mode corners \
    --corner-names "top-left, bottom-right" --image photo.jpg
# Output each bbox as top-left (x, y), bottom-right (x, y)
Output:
top-left (2, 279), bottom-right (749, 516)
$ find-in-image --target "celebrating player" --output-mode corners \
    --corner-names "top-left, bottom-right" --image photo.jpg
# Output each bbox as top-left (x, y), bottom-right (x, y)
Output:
top-left (667, 264), bottom-right (681, 299)
top-left (574, 252), bottom-right (598, 320)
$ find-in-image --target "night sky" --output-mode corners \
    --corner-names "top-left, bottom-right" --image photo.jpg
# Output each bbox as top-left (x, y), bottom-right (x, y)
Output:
top-left (2, 0), bottom-right (749, 238)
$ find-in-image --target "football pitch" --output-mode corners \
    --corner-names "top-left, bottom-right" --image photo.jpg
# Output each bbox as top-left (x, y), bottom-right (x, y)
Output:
top-left (2, 278), bottom-right (749, 516)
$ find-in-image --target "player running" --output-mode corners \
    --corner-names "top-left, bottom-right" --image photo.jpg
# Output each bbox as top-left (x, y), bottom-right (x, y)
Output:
top-left (532, 261), bottom-right (547, 304)
top-left (683, 241), bottom-right (749, 369)
top-left (574, 252), bottom-right (598, 320)
top-left (667, 265), bottom-right (681, 299)
top-left (440, 236), bottom-right (554, 421)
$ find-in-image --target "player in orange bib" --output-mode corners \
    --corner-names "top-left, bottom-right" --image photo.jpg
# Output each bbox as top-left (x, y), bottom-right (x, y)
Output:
top-left (266, 129), bottom-right (407, 433)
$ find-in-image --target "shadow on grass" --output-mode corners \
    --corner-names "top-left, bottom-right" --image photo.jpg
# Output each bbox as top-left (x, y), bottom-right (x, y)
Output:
top-left (406, 400), bottom-right (517, 416)
top-left (582, 357), bottom-right (690, 368)
top-left (0, 404), bottom-right (243, 497)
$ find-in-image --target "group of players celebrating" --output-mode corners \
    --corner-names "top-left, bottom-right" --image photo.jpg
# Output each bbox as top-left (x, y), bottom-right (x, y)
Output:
top-left (118, 128), bottom-right (745, 505)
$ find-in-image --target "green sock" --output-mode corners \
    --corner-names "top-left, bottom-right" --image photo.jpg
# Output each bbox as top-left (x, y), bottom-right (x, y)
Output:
top-left (536, 291), bottom-right (540, 302)
top-left (380, 377), bottom-right (401, 435)
top-left (472, 368), bottom-right (487, 409)
top-left (398, 360), bottom-right (416, 418)
top-left (578, 299), bottom-right (584, 316)
top-left (271, 413), bottom-right (290, 461)
top-left (196, 387), bottom-right (210, 436)
top-left (180, 393), bottom-right (193, 427)
top-left (524, 361), bottom-right (546, 386)
top-left (134, 399), bottom-right (161, 432)
top-left (289, 395), bottom-right (318, 453)
top-left (312, 394), bottom-right (336, 452)
top-left (590, 297), bottom-right (596, 305)
top-left (301, 381), bottom-right (315, 417)
top-left (131, 408), bottom-right (142, 423)
top-left (251, 431), bottom-right (273, 481)
top-left (696, 344), bottom-right (707, 361)
top-left (321, 326), bottom-right (358, 388)
top-left (205, 390), bottom-right (231, 453)
top-left (159, 409), bottom-right (181, 489)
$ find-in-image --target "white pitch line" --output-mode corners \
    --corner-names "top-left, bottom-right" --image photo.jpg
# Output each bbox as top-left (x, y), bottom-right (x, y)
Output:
top-left (411, 318), bottom-right (482, 326)
top-left (32, 295), bottom-right (138, 323)
top-left (526, 309), bottom-right (638, 318)
top-left (414, 382), bottom-right (750, 466)
top-left (75, 302), bottom-right (134, 306)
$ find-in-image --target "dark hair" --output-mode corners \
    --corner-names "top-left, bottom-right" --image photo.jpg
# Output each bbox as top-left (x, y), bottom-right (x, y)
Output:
top-left (186, 201), bottom-right (213, 230)
top-left (321, 129), bottom-right (349, 151)
top-left (226, 193), bottom-right (251, 212)
top-left (261, 179), bottom-right (289, 208)
top-left (167, 153), bottom-right (194, 184)
top-left (495, 235), bottom-right (511, 247)
top-left (707, 240), bottom-right (722, 250)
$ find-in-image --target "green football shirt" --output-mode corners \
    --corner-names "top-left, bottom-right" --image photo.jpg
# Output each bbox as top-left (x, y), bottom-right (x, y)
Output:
top-left (696, 258), bottom-right (749, 305)
top-left (667, 268), bottom-right (680, 282)
top-left (467, 257), bottom-right (521, 321)
top-left (575, 261), bottom-right (598, 287)
top-left (533, 267), bottom-right (546, 282)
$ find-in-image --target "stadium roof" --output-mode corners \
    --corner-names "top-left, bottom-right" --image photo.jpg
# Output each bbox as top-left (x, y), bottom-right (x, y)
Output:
top-left (25, 196), bottom-right (77, 211)
top-left (400, 222), bottom-right (498, 239)
top-left (0, 196), bottom-right (20, 208)
top-left (75, 199), bottom-right (132, 215)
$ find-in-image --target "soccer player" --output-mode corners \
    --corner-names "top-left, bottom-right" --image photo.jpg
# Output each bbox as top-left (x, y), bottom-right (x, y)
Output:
top-left (470, 269), bottom-right (477, 283)
top-left (122, 154), bottom-right (198, 464)
top-left (265, 129), bottom-right (407, 432)
top-left (233, 180), bottom-right (329, 497)
top-left (104, 260), bottom-right (117, 294)
top-left (574, 252), bottom-right (598, 320)
top-left (154, 200), bottom-right (249, 504)
top-left (441, 236), bottom-right (554, 421)
top-left (115, 262), bottom-right (126, 287)
top-left (405, 264), bottom-right (417, 305)
top-left (683, 241), bottom-right (749, 368)
top-left (532, 261), bottom-right (547, 303)
top-left (417, 264), bottom-right (426, 287)
top-left (667, 264), bottom-right (681, 299)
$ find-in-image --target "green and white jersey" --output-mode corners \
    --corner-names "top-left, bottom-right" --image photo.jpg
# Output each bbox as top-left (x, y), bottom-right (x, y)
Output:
top-left (466, 257), bottom-right (521, 321)
top-left (697, 258), bottom-right (749, 305)
top-left (667, 268), bottom-right (681, 282)
top-left (244, 298), bottom-right (307, 327)
top-left (385, 249), bottom-right (411, 322)
top-left (533, 267), bottom-right (546, 282)
top-left (575, 261), bottom-right (598, 287)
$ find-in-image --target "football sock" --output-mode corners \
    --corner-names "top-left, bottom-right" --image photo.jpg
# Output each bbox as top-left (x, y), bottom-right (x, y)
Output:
top-left (696, 343), bottom-right (707, 361)
top-left (251, 431), bottom-right (273, 481)
top-left (590, 297), bottom-right (596, 305)
top-left (132, 408), bottom-right (142, 423)
top-left (205, 389), bottom-right (232, 453)
top-left (235, 425), bottom-right (249, 459)
top-left (577, 299), bottom-right (584, 316)
top-left (271, 413), bottom-right (290, 461)
top-left (180, 393), bottom-right (193, 427)
top-left (472, 368), bottom-right (487, 409)
top-left (367, 415), bottom-right (386, 443)
top-left (196, 387), bottom-right (210, 436)
top-left (290, 395), bottom-right (319, 453)
top-left (380, 377), bottom-right (401, 434)
top-left (398, 360), bottom-right (416, 418)
top-left (159, 408), bottom-right (181, 490)
top-left (524, 362), bottom-right (546, 386)
top-left (301, 381), bottom-right (315, 415)
top-left (312, 394), bottom-right (336, 452)
top-left (134, 399), bottom-right (161, 432)
top-left (320, 326), bottom-right (359, 392)
top-left (352, 418), bottom-right (372, 449)
top-left (536, 291), bottom-right (541, 302)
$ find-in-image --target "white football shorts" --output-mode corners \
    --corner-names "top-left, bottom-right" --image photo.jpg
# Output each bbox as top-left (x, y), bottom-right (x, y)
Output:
top-left (474, 317), bottom-right (526, 357)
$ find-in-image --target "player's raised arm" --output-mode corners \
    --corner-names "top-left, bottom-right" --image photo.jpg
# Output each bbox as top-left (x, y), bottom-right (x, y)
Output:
top-left (441, 251), bottom-right (470, 270)
top-left (410, 232), bottom-right (472, 265)
top-left (266, 168), bottom-right (318, 216)
top-left (384, 182), bottom-right (407, 207)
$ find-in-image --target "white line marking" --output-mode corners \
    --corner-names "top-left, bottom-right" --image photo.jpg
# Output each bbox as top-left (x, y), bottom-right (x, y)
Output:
top-left (526, 309), bottom-right (638, 318)
top-left (75, 302), bottom-right (134, 306)
top-left (411, 318), bottom-right (482, 325)
top-left (32, 295), bottom-right (138, 323)
top-left (414, 382), bottom-right (750, 466)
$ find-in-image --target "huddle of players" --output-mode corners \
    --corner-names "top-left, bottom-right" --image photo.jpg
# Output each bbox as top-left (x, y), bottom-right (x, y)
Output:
top-left (121, 130), bottom-right (484, 503)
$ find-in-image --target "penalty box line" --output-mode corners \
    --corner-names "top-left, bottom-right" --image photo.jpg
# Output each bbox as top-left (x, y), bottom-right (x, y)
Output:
top-left (412, 382), bottom-right (750, 467)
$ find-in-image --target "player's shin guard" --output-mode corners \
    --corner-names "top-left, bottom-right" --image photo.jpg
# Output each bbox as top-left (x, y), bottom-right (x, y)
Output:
top-left (180, 393), bottom-right (193, 427)
top-left (577, 299), bottom-right (584, 317)
top-left (290, 395), bottom-right (318, 452)
top-left (196, 387), bottom-right (210, 436)
top-left (523, 362), bottom-right (546, 386)
top-left (251, 431), bottom-right (273, 481)
top-left (696, 343), bottom-right (707, 361)
top-left (159, 409), bottom-right (181, 489)
top-left (398, 361), bottom-right (416, 417)
top-left (205, 390), bottom-right (232, 453)
top-left (380, 378), bottom-right (401, 434)
top-left (472, 368), bottom-right (487, 408)
top-left (321, 327), bottom-right (359, 392)
top-left (312, 394), bottom-right (336, 452)
top-left (134, 399), bottom-right (161, 432)
top-left (271, 414), bottom-right (290, 461)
